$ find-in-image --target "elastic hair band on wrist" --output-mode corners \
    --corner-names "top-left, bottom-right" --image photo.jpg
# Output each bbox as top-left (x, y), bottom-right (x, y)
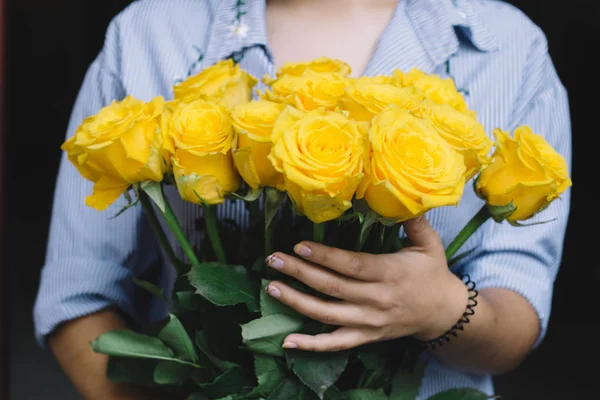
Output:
top-left (418, 274), bottom-right (479, 351)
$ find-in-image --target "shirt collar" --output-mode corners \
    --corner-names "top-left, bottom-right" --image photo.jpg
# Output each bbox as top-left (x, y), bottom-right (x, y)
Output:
top-left (405, 0), bottom-right (499, 66)
top-left (200, 0), bottom-right (498, 70)
top-left (201, 0), bottom-right (270, 68)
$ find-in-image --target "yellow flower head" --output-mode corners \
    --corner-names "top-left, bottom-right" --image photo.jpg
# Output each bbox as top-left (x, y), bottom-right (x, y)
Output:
top-left (173, 59), bottom-right (257, 109)
top-left (341, 79), bottom-right (426, 122)
top-left (269, 106), bottom-right (366, 223)
top-left (168, 99), bottom-right (240, 205)
top-left (261, 70), bottom-right (349, 111)
top-left (62, 95), bottom-right (166, 210)
top-left (476, 126), bottom-right (572, 221)
top-left (270, 56), bottom-right (352, 78)
top-left (412, 101), bottom-right (493, 180)
top-left (231, 100), bottom-right (286, 189)
top-left (393, 68), bottom-right (474, 115)
top-left (357, 105), bottom-right (466, 221)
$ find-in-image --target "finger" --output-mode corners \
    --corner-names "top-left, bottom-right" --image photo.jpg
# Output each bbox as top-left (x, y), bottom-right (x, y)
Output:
top-left (282, 327), bottom-right (377, 352)
top-left (265, 282), bottom-right (369, 327)
top-left (292, 241), bottom-right (381, 281)
top-left (266, 252), bottom-right (377, 303)
top-left (402, 216), bottom-right (442, 251)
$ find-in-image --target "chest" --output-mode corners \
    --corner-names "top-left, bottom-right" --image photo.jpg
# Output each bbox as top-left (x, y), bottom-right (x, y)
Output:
top-left (265, 2), bottom-right (397, 77)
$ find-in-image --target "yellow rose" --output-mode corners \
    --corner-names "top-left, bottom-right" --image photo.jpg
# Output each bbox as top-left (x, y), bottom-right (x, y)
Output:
top-left (167, 99), bottom-right (240, 205)
top-left (173, 59), bottom-right (258, 109)
top-left (476, 126), bottom-right (572, 221)
top-left (412, 101), bottom-right (493, 180)
top-left (271, 56), bottom-right (351, 78)
top-left (341, 81), bottom-right (426, 122)
top-left (231, 100), bottom-right (285, 189)
top-left (269, 107), bottom-right (366, 223)
top-left (261, 70), bottom-right (349, 111)
top-left (350, 75), bottom-right (396, 85)
top-left (357, 105), bottom-right (466, 221)
top-left (62, 96), bottom-right (165, 210)
top-left (393, 68), bottom-right (473, 115)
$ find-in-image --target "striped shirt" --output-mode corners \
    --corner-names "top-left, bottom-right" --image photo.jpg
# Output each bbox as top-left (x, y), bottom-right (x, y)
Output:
top-left (33, 0), bottom-right (572, 397)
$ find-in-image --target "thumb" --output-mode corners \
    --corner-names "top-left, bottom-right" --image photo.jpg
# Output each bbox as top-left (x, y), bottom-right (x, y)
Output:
top-left (402, 215), bottom-right (442, 251)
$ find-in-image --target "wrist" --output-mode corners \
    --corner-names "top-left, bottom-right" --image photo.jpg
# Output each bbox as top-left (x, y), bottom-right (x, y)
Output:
top-left (413, 271), bottom-right (469, 341)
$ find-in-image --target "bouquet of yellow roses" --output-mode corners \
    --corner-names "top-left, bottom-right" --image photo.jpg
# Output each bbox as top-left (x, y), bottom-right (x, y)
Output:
top-left (61, 57), bottom-right (571, 400)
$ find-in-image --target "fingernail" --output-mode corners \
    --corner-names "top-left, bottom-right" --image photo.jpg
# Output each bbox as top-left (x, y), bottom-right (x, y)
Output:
top-left (266, 285), bottom-right (281, 298)
top-left (282, 342), bottom-right (298, 349)
top-left (294, 243), bottom-right (311, 257)
top-left (265, 254), bottom-right (284, 270)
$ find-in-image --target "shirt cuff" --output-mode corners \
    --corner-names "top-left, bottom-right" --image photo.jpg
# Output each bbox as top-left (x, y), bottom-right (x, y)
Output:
top-left (33, 256), bottom-right (137, 347)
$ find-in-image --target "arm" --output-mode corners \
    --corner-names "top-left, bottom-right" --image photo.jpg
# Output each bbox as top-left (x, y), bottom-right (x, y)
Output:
top-left (48, 310), bottom-right (163, 400)
top-left (440, 29), bottom-right (571, 372)
top-left (34, 20), bottom-right (162, 397)
top-left (430, 287), bottom-right (539, 374)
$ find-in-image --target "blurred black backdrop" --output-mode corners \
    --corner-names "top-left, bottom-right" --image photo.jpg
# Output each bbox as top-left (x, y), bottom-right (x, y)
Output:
top-left (2, 0), bottom-right (598, 399)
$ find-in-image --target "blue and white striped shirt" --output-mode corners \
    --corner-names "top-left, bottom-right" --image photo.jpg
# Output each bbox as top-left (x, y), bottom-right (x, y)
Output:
top-left (34, 0), bottom-right (572, 397)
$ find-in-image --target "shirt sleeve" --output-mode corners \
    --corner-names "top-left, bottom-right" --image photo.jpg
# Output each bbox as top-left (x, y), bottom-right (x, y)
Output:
top-left (459, 33), bottom-right (572, 348)
top-left (33, 34), bottom-right (161, 346)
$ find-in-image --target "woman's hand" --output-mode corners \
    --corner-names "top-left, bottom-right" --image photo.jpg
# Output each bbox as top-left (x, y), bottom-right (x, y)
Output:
top-left (265, 216), bottom-right (469, 352)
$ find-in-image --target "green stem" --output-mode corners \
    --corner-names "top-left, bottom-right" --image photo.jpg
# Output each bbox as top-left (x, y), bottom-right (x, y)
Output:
top-left (362, 369), bottom-right (379, 388)
top-left (445, 205), bottom-right (491, 260)
top-left (313, 222), bottom-right (325, 243)
top-left (161, 187), bottom-right (201, 267)
top-left (249, 197), bottom-right (260, 229)
top-left (383, 223), bottom-right (402, 253)
top-left (138, 190), bottom-right (184, 275)
top-left (204, 205), bottom-right (227, 264)
top-left (265, 218), bottom-right (274, 257)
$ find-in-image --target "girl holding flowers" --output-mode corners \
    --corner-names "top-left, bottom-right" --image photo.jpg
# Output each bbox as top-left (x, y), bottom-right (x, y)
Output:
top-left (36, 0), bottom-right (571, 399)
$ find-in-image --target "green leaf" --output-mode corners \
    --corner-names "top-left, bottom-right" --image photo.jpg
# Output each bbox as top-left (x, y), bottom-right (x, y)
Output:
top-left (195, 331), bottom-right (238, 372)
top-left (287, 350), bottom-right (349, 399)
top-left (251, 355), bottom-right (286, 397)
top-left (91, 330), bottom-right (193, 364)
top-left (359, 211), bottom-right (379, 250)
top-left (231, 187), bottom-right (264, 202)
top-left (173, 291), bottom-right (204, 311)
top-left (486, 202), bottom-right (516, 223)
top-left (390, 361), bottom-right (427, 400)
top-left (357, 353), bottom-right (380, 371)
top-left (325, 387), bottom-right (349, 400)
top-left (110, 198), bottom-right (139, 219)
top-left (158, 314), bottom-right (199, 363)
top-left (241, 314), bottom-right (305, 357)
top-left (426, 389), bottom-right (497, 400)
top-left (265, 187), bottom-right (286, 231)
top-left (106, 356), bottom-right (158, 387)
top-left (377, 216), bottom-right (398, 227)
top-left (140, 181), bottom-right (166, 214)
top-left (187, 393), bottom-right (209, 400)
top-left (132, 277), bottom-right (168, 303)
top-left (260, 280), bottom-right (301, 318)
top-left (337, 212), bottom-right (364, 224)
top-left (267, 378), bottom-right (308, 400)
top-left (253, 257), bottom-right (267, 274)
top-left (345, 389), bottom-right (388, 400)
top-left (187, 262), bottom-right (259, 313)
top-left (124, 189), bottom-right (133, 204)
top-left (198, 367), bottom-right (254, 398)
top-left (509, 218), bottom-right (557, 227)
top-left (153, 360), bottom-right (192, 385)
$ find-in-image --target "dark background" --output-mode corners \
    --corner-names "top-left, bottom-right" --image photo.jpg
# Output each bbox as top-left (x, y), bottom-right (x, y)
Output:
top-left (2, 0), bottom-right (598, 399)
